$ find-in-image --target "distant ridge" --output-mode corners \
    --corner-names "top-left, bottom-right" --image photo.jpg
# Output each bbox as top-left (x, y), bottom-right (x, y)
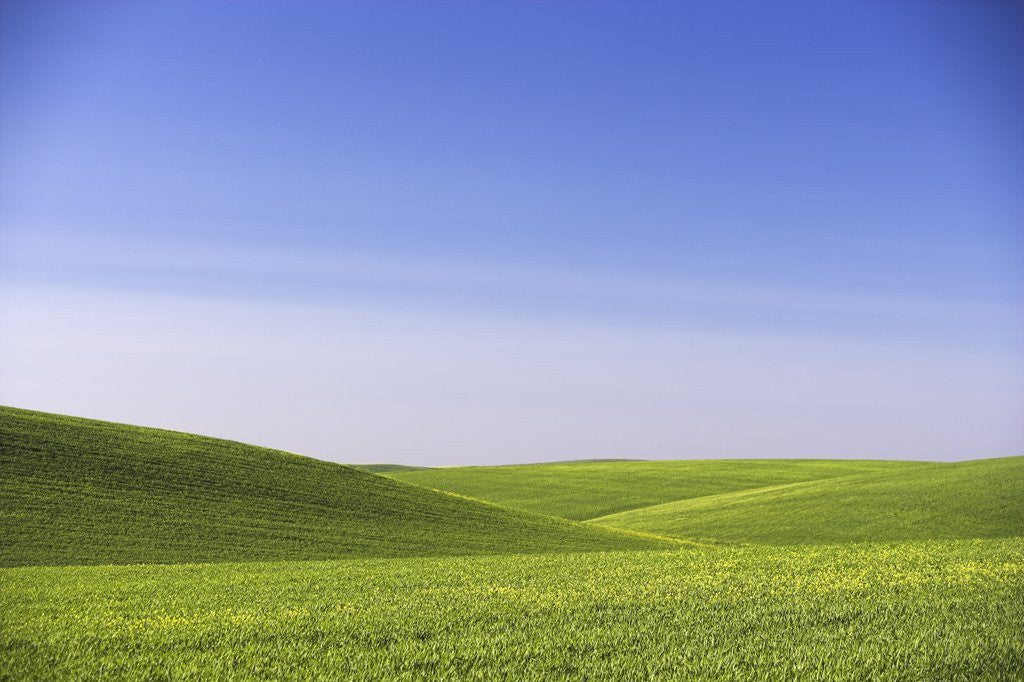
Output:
top-left (591, 456), bottom-right (1024, 544)
top-left (351, 459), bottom-right (645, 472)
top-left (384, 458), bottom-right (935, 521)
top-left (349, 464), bottom-right (430, 473)
top-left (0, 406), bottom-right (674, 567)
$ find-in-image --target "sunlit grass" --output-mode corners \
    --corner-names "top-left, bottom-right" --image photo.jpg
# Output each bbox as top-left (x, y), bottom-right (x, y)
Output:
top-left (2, 539), bottom-right (1021, 680)
top-left (385, 458), bottom-right (935, 520)
top-left (593, 456), bottom-right (1024, 544)
top-left (0, 406), bottom-right (670, 567)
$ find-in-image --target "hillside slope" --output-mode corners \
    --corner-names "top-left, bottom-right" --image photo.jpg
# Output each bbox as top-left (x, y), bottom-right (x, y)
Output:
top-left (386, 458), bottom-right (936, 520)
top-left (0, 407), bottom-right (673, 567)
top-left (591, 456), bottom-right (1024, 544)
top-left (350, 464), bottom-right (429, 473)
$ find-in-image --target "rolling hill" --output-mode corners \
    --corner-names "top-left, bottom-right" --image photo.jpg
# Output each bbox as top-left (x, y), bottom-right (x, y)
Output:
top-left (591, 456), bottom-right (1024, 544)
top-left (350, 463), bottom-right (430, 473)
top-left (384, 458), bottom-right (937, 520)
top-left (0, 406), bottom-right (674, 567)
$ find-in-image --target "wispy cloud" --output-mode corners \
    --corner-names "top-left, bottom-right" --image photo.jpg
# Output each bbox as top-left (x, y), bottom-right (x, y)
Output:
top-left (4, 229), bottom-right (1020, 348)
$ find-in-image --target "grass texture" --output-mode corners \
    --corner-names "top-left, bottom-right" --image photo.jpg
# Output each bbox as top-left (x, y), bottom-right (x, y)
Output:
top-left (3, 406), bottom-right (1021, 680)
top-left (349, 464), bottom-right (429, 473)
top-left (2, 539), bottom-right (1020, 680)
top-left (592, 456), bottom-right (1024, 544)
top-left (385, 458), bottom-right (936, 520)
top-left (0, 406), bottom-right (671, 567)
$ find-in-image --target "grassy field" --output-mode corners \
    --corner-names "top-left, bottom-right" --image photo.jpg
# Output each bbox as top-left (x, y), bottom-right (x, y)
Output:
top-left (350, 463), bottom-right (430, 473)
top-left (2, 406), bottom-right (1022, 679)
top-left (383, 458), bottom-right (937, 520)
top-left (0, 406), bottom-right (671, 567)
top-left (593, 456), bottom-right (1024, 544)
top-left (2, 539), bottom-right (1020, 680)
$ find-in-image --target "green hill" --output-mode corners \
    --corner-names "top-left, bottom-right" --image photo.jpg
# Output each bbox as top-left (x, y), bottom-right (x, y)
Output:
top-left (349, 464), bottom-right (430, 473)
top-left (591, 456), bottom-right (1024, 544)
top-left (0, 406), bottom-right (674, 567)
top-left (385, 458), bottom-right (936, 520)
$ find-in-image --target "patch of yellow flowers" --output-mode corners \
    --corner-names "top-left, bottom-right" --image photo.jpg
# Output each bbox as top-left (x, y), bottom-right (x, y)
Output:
top-left (2, 537), bottom-right (1022, 680)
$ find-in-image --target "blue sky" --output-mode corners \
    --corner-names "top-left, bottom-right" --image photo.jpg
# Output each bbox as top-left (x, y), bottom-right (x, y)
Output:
top-left (1, 1), bottom-right (1022, 464)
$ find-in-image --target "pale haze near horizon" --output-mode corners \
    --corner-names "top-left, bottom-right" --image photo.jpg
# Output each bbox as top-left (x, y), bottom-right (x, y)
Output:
top-left (2, 276), bottom-right (1021, 465)
top-left (1, 1), bottom-right (1022, 465)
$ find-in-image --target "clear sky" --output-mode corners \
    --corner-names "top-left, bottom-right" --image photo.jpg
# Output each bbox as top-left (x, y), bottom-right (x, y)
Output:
top-left (1, 0), bottom-right (1022, 464)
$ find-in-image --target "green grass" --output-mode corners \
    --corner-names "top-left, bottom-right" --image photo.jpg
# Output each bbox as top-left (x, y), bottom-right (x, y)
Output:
top-left (0, 406), bottom-right (672, 567)
top-left (349, 463), bottom-right (430, 473)
top-left (4, 405), bottom-right (1022, 679)
top-left (2, 539), bottom-right (1020, 680)
top-left (385, 458), bottom-right (937, 520)
top-left (593, 456), bottom-right (1024, 544)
